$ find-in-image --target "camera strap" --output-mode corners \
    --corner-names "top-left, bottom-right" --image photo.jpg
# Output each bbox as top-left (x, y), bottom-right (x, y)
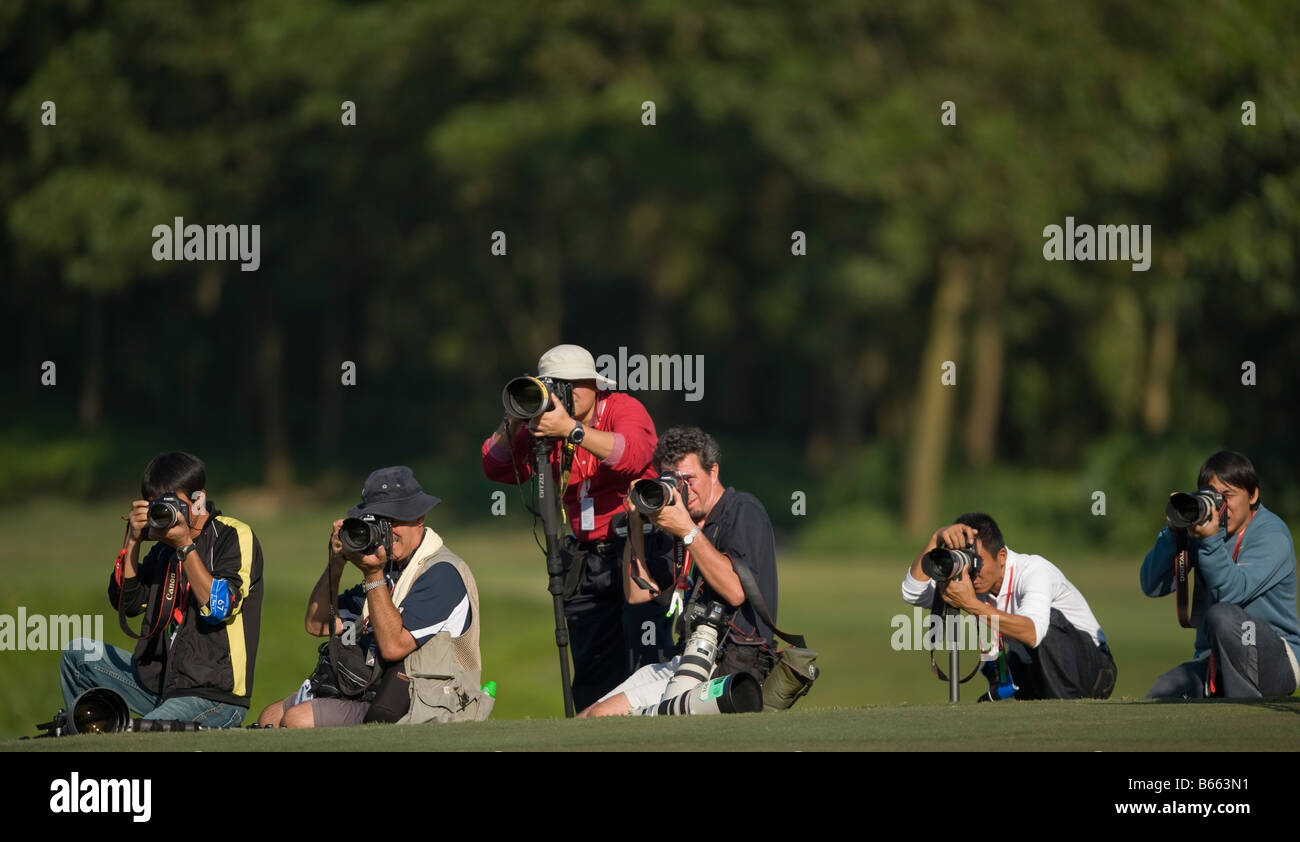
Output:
top-left (730, 554), bottom-right (807, 651)
top-left (926, 590), bottom-right (984, 683)
top-left (1173, 529), bottom-right (1205, 629)
top-left (116, 553), bottom-right (183, 641)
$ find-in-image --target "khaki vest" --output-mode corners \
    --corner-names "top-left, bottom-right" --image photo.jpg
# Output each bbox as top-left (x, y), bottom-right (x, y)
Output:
top-left (389, 540), bottom-right (494, 724)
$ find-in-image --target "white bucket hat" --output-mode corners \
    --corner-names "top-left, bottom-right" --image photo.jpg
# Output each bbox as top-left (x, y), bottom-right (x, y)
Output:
top-left (538, 344), bottom-right (616, 390)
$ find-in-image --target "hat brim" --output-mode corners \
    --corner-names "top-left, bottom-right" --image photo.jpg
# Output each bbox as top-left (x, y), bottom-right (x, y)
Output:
top-left (347, 491), bottom-right (440, 522)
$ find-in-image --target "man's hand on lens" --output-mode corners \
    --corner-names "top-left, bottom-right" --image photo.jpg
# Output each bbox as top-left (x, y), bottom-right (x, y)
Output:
top-left (345, 541), bottom-right (387, 575)
top-left (624, 486), bottom-right (644, 530)
top-left (935, 523), bottom-right (978, 551)
top-left (650, 487), bottom-right (696, 539)
top-left (1190, 502), bottom-right (1222, 540)
top-left (532, 394), bottom-right (576, 439)
top-left (155, 516), bottom-right (193, 550)
top-left (940, 571), bottom-right (982, 613)
top-left (127, 500), bottom-right (150, 543)
top-left (329, 520), bottom-right (348, 569)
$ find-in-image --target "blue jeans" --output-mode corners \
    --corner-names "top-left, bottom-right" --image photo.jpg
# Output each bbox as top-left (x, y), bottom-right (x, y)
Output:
top-left (60, 637), bottom-right (247, 727)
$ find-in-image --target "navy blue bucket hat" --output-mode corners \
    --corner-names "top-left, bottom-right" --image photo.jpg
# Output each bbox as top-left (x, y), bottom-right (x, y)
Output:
top-left (347, 466), bottom-right (440, 521)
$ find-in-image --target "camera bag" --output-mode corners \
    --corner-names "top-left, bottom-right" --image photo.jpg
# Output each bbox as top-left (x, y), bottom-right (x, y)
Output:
top-left (729, 563), bottom-right (820, 711)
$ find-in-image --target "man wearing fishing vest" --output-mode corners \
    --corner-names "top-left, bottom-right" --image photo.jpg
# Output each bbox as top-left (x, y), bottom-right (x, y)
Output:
top-left (1141, 451), bottom-right (1300, 698)
top-left (258, 466), bottom-right (491, 727)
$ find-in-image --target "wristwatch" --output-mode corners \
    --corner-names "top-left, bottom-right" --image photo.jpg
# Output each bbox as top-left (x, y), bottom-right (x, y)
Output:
top-left (363, 579), bottom-right (387, 594)
top-left (568, 420), bottom-right (585, 446)
top-left (682, 526), bottom-right (701, 546)
top-left (176, 543), bottom-right (198, 562)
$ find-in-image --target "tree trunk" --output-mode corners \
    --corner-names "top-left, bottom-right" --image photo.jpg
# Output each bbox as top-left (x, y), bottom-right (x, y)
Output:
top-left (78, 295), bottom-right (104, 433)
top-left (963, 257), bottom-right (1005, 467)
top-left (903, 251), bottom-right (972, 537)
top-left (318, 281), bottom-right (345, 455)
top-left (1144, 312), bottom-right (1176, 435)
top-left (257, 320), bottom-right (294, 489)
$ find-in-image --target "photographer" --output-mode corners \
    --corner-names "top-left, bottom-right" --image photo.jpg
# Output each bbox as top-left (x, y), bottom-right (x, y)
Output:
top-left (901, 513), bottom-right (1115, 700)
top-left (1141, 451), bottom-right (1300, 698)
top-left (579, 426), bottom-right (779, 717)
top-left (482, 344), bottom-right (669, 709)
top-left (59, 452), bottom-right (263, 726)
top-left (257, 467), bottom-right (489, 727)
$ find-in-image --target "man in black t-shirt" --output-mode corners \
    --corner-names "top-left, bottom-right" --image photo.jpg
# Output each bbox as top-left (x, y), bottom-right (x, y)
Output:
top-left (578, 426), bottom-right (779, 717)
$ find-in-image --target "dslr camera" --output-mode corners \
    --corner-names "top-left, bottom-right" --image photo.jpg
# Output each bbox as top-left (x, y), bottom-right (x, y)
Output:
top-left (502, 375), bottom-right (575, 421)
top-left (1166, 487), bottom-right (1226, 530)
top-left (146, 493), bottom-right (191, 532)
top-left (628, 471), bottom-right (689, 516)
top-left (339, 513), bottom-right (394, 556)
top-left (922, 538), bottom-right (982, 586)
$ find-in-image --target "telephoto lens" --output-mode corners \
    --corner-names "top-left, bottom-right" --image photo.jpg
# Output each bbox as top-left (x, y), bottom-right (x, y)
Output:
top-left (502, 376), bottom-right (552, 420)
top-left (1166, 488), bottom-right (1226, 529)
top-left (69, 688), bottom-right (131, 735)
top-left (922, 546), bottom-right (980, 584)
top-left (628, 477), bottom-right (675, 515)
top-left (339, 515), bottom-right (391, 555)
top-left (639, 672), bottom-right (764, 716)
top-left (146, 494), bottom-right (189, 531)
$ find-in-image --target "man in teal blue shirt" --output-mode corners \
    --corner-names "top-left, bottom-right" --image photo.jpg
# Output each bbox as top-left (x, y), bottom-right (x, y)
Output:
top-left (1141, 451), bottom-right (1300, 698)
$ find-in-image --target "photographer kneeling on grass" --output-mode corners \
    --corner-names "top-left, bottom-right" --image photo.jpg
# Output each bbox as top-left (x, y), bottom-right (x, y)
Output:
top-left (257, 467), bottom-right (491, 727)
top-left (60, 451), bottom-right (264, 728)
top-left (902, 514), bottom-right (1116, 700)
top-left (579, 426), bottom-right (789, 717)
top-left (1141, 450), bottom-right (1300, 698)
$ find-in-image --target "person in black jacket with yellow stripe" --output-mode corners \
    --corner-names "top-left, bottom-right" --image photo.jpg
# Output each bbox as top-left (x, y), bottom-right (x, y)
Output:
top-left (59, 452), bottom-right (263, 727)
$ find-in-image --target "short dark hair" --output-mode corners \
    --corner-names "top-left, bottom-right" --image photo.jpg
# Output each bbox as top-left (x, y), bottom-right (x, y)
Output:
top-left (954, 512), bottom-right (1006, 556)
top-left (653, 426), bottom-right (721, 474)
top-left (1198, 451), bottom-right (1260, 510)
top-left (141, 452), bottom-right (206, 500)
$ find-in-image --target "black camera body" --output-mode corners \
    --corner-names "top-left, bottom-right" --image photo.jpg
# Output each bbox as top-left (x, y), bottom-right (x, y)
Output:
top-left (340, 514), bottom-right (394, 556)
top-left (922, 540), bottom-right (982, 586)
top-left (1166, 487), bottom-right (1226, 530)
top-left (687, 599), bottom-right (730, 634)
top-left (628, 471), bottom-right (689, 516)
top-left (146, 493), bottom-right (191, 532)
top-left (502, 375), bottom-right (575, 421)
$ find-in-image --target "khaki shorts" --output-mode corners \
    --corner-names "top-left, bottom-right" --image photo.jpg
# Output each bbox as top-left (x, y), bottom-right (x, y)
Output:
top-left (281, 680), bottom-right (370, 727)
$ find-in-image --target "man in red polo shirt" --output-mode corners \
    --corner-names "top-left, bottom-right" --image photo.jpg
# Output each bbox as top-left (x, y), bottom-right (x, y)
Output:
top-left (482, 344), bottom-right (671, 708)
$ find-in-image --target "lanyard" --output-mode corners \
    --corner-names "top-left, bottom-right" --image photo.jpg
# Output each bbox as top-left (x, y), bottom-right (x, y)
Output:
top-left (1232, 509), bottom-right (1256, 562)
top-left (569, 394), bottom-right (608, 486)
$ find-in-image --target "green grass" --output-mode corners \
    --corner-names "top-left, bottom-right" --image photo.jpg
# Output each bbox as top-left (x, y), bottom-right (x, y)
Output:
top-left (0, 498), bottom-right (1293, 743)
top-left (6, 700), bottom-right (1299, 752)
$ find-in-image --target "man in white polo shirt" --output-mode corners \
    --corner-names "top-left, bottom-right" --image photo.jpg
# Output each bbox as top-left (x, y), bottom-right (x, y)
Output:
top-left (901, 512), bottom-right (1116, 699)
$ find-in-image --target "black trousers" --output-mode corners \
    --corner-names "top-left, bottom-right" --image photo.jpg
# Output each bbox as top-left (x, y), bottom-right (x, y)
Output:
top-left (562, 537), bottom-right (674, 710)
top-left (1145, 602), bottom-right (1299, 699)
top-left (1008, 609), bottom-right (1117, 700)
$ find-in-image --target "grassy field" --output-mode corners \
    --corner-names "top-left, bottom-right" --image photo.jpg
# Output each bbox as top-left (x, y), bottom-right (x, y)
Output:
top-left (7, 700), bottom-right (1299, 752)
top-left (0, 496), bottom-right (1294, 745)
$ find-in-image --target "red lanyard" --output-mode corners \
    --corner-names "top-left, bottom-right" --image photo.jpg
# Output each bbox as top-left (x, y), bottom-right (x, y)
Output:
top-left (1232, 509), bottom-right (1256, 562)
top-left (569, 394), bottom-right (608, 486)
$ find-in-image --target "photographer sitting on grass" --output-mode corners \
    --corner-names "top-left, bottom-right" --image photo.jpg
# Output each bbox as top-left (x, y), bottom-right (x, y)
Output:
top-left (1141, 450), bottom-right (1300, 698)
top-left (580, 426), bottom-right (780, 717)
top-left (257, 467), bottom-right (491, 727)
top-left (61, 451), bottom-right (264, 727)
top-left (902, 513), bottom-right (1116, 700)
